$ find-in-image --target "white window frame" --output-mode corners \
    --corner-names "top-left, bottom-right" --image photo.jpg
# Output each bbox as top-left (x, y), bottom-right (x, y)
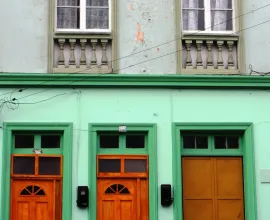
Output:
top-left (181, 0), bottom-right (236, 35)
top-left (54, 0), bottom-right (112, 33)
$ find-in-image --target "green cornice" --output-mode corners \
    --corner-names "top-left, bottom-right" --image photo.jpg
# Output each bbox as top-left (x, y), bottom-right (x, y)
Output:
top-left (0, 73), bottom-right (270, 89)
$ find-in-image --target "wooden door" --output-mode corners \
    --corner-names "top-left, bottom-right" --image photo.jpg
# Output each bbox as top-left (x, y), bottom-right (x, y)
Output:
top-left (182, 157), bottom-right (244, 220)
top-left (11, 180), bottom-right (54, 220)
top-left (98, 179), bottom-right (148, 220)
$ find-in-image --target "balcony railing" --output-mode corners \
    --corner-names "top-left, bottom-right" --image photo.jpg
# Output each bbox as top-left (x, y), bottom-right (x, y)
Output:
top-left (53, 35), bottom-right (113, 74)
top-left (181, 35), bottom-right (239, 74)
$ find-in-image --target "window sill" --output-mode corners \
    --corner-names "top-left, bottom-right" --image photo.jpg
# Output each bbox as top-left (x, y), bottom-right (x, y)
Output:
top-left (181, 32), bottom-right (239, 41)
top-left (180, 69), bottom-right (240, 75)
top-left (53, 32), bottom-right (113, 39)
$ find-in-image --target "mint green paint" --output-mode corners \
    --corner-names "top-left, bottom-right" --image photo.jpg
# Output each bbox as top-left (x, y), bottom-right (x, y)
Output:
top-left (0, 88), bottom-right (269, 220)
top-left (89, 124), bottom-right (158, 220)
top-left (1, 74), bottom-right (270, 89)
top-left (0, 123), bottom-right (73, 220)
top-left (172, 123), bottom-right (256, 220)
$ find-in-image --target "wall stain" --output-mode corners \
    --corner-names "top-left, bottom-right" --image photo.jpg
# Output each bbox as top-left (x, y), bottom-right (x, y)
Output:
top-left (136, 23), bottom-right (144, 43)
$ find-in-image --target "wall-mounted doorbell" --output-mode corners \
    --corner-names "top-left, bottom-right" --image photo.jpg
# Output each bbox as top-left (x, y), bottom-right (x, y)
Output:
top-left (161, 184), bottom-right (173, 207)
top-left (77, 186), bottom-right (89, 208)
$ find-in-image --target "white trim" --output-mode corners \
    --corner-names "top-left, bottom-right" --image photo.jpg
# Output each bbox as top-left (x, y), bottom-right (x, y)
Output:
top-left (181, 0), bottom-right (236, 34)
top-left (54, 0), bottom-right (112, 34)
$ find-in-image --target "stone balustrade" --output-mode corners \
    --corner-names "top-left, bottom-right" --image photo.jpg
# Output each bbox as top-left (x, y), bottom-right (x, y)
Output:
top-left (53, 36), bottom-right (112, 74)
top-left (181, 35), bottom-right (239, 74)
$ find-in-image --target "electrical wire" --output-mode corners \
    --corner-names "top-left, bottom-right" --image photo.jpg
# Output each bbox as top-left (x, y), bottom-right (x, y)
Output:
top-left (0, 9), bottom-right (270, 110)
top-left (10, 17), bottom-right (270, 104)
top-left (0, 2), bottom-right (269, 98)
top-left (249, 64), bottom-right (270, 75)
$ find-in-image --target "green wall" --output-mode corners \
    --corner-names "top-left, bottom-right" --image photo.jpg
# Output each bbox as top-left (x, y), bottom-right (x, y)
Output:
top-left (0, 88), bottom-right (269, 219)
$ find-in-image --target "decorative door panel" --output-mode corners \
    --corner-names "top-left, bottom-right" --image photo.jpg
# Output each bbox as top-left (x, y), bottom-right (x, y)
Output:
top-left (97, 179), bottom-right (137, 220)
top-left (11, 180), bottom-right (54, 220)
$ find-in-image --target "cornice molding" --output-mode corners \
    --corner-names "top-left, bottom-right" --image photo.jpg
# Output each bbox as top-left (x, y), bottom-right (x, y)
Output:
top-left (0, 73), bottom-right (269, 89)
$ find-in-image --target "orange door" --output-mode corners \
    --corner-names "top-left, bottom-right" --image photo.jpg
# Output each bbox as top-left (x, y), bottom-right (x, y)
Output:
top-left (97, 179), bottom-right (148, 220)
top-left (11, 180), bottom-right (54, 220)
top-left (182, 157), bottom-right (244, 220)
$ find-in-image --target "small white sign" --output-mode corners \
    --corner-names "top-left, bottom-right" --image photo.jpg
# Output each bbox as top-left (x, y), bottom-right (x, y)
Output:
top-left (33, 149), bottom-right (42, 154)
top-left (260, 169), bottom-right (270, 183)
top-left (119, 126), bottom-right (127, 132)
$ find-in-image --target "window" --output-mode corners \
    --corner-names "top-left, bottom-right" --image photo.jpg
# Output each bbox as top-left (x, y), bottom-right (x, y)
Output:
top-left (182, 0), bottom-right (234, 33)
top-left (97, 132), bottom-right (147, 151)
top-left (12, 155), bottom-right (62, 176)
top-left (55, 0), bottom-right (111, 32)
top-left (13, 132), bottom-right (62, 151)
top-left (181, 132), bottom-right (241, 152)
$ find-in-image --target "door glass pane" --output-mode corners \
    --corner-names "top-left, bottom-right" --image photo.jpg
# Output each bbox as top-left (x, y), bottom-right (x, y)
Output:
top-left (211, 0), bottom-right (232, 9)
top-left (196, 136), bottom-right (208, 149)
top-left (183, 136), bottom-right (195, 149)
top-left (124, 159), bottom-right (147, 172)
top-left (41, 135), bottom-right (61, 148)
top-left (14, 135), bottom-right (34, 148)
top-left (126, 135), bottom-right (145, 148)
top-left (87, 0), bottom-right (108, 6)
top-left (57, 8), bottom-right (80, 29)
top-left (227, 136), bottom-right (239, 149)
top-left (211, 10), bottom-right (233, 31)
top-left (182, 10), bottom-right (205, 31)
top-left (99, 135), bottom-right (119, 148)
top-left (38, 157), bottom-right (61, 175)
top-left (98, 159), bottom-right (121, 172)
top-left (214, 136), bottom-right (227, 149)
top-left (86, 8), bottom-right (109, 29)
top-left (13, 156), bottom-right (35, 174)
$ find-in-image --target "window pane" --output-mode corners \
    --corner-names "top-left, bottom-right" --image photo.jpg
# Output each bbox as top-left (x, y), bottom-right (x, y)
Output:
top-left (99, 135), bottom-right (119, 148)
top-left (126, 135), bottom-right (145, 148)
top-left (57, 0), bottom-right (80, 6)
top-left (86, 8), bottom-right (109, 29)
top-left (182, 10), bottom-right (205, 31)
top-left (41, 135), bottom-right (61, 148)
top-left (211, 10), bottom-right (233, 31)
top-left (99, 159), bottom-right (121, 172)
top-left (182, 0), bottom-right (204, 8)
top-left (39, 157), bottom-right (61, 175)
top-left (214, 136), bottom-right (227, 149)
top-left (14, 135), bottom-right (34, 148)
top-left (183, 136), bottom-right (195, 149)
top-left (196, 136), bottom-right (208, 149)
top-left (124, 159), bottom-right (147, 172)
top-left (227, 136), bottom-right (239, 149)
top-left (57, 8), bottom-right (80, 29)
top-left (87, 0), bottom-right (108, 6)
top-left (211, 0), bottom-right (232, 9)
top-left (13, 157), bottom-right (35, 175)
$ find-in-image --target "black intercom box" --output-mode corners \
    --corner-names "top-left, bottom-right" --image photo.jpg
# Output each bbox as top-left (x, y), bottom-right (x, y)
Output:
top-left (77, 186), bottom-right (89, 208)
top-left (161, 184), bottom-right (173, 207)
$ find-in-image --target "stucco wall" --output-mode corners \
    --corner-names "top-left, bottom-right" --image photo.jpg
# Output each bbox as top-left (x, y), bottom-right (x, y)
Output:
top-left (0, 0), bottom-right (49, 73)
top-left (1, 0), bottom-right (269, 74)
top-left (0, 88), bottom-right (270, 219)
top-left (242, 0), bottom-right (270, 73)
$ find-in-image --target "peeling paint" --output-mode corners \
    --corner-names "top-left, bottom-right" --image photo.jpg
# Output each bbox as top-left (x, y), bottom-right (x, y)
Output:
top-left (128, 3), bottom-right (134, 11)
top-left (136, 23), bottom-right (144, 43)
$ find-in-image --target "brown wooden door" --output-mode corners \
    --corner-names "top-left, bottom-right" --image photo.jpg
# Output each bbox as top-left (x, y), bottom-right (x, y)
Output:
top-left (97, 178), bottom-right (148, 220)
top-left (182, 157), bottom-right (244, 220)
top-left (11, 180), bottom-right (54, 220)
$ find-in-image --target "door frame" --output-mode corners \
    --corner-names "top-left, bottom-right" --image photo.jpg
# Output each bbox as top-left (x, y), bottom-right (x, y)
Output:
top-left (172, 123), bottom-right (257, 220)
top-left (1, 122), bottom-right (73, 220)
top-left (89, 123), bottom-right (157, 220)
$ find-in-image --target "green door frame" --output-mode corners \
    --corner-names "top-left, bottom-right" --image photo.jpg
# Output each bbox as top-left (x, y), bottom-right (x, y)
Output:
top-left (88, 123), bottom-right (158, 220)
top-left (172, 123), bottom-right (257, 220)
top-left (1, 122), bottom-right (73, 220)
